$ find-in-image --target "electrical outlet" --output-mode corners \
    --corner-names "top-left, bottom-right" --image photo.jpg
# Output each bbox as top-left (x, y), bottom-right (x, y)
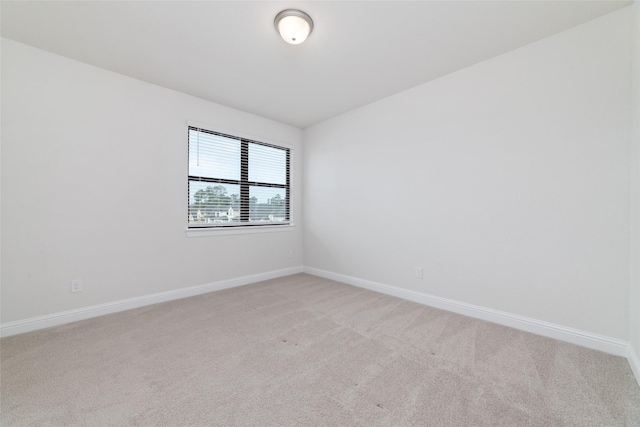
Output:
top-left (414, 267), bottom-right (423, 279)
top-left (70, 279), bottom-right (83, 293)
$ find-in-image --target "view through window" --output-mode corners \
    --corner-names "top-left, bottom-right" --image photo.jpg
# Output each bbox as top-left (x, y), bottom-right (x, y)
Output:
top-left (188, 126), bottom-right (290, 227)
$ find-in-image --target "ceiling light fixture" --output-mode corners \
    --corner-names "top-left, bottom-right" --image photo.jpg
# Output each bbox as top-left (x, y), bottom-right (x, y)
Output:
top-left (274, 9), bottom-right (313, 45)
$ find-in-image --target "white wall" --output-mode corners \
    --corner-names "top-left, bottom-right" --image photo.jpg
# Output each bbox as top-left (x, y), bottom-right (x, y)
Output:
top-left (630, 1), bottom-right (640, 368)
top-left (303, 8), bottom-right (632, 340)
top-left (1, 38), bottom-right (303, 324)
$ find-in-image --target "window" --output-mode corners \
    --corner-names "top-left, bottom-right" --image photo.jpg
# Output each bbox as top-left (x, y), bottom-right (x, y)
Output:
top-left (188, 126), bottom-right (290, 229)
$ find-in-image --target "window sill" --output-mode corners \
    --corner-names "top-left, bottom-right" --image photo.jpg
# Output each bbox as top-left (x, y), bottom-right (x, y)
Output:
top-left (185, 224), bottom-right (295, 237)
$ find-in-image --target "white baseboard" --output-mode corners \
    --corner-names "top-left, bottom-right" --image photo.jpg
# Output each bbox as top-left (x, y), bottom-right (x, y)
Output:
top-left (0, 266), bottom-right (303, 338)
top-left (3, 264), bottom-right (636, 388)
top-left (303, 267), bottom-right (629, 358)
top-left (628, 344), bottom-right (640, 388)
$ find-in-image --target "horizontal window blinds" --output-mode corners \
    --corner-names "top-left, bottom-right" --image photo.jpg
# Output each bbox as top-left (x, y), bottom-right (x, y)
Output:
top-left (188, 126), bottom-right (290, 228)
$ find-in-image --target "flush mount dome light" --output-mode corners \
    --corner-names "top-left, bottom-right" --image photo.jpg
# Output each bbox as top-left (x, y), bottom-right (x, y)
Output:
top-left (274, 9), bottom-right (313, 45)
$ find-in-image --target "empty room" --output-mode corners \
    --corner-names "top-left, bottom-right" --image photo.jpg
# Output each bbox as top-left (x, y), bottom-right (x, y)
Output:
top-left (2, 0), bottom-right (640, 425)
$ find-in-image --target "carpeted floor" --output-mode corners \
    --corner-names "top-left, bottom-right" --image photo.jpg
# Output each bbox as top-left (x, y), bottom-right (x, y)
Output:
top-left (1, 273), bottom-right (639, 426)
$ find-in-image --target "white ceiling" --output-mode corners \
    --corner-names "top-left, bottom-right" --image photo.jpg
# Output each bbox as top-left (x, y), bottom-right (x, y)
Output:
top-left (1, 0), bottom-right (632, 128)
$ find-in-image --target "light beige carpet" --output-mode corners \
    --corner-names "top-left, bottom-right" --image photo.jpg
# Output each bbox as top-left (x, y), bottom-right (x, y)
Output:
top-left (1, 273), bottom-right (639, 426)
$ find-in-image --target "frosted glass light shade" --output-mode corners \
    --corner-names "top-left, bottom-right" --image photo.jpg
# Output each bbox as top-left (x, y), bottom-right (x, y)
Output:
top-left (275, 10), bottom-right (313, 45)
